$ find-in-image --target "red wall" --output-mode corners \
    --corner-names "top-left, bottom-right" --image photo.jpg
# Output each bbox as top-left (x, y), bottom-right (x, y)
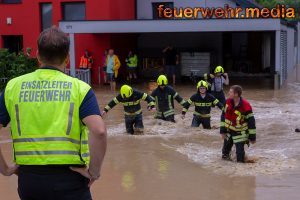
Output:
top-left (0, 0), bottom-right (136, 84)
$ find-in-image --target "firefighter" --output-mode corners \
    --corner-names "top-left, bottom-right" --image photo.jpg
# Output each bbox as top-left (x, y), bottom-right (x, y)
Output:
top-left (204, 66), bottom-right (229, 105)
top-left (220, 85), bottom-right (256, 163)
top-left (102, 85), bottom-right (155, 135)
top-left (181, 80), bottom-right (223, 129)
top-left (151, 75), bottom-right (185, 123)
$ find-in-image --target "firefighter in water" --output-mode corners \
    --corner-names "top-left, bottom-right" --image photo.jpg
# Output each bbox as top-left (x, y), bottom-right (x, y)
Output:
top-left (204, 66), bottom-right (229, 105)
top-left (79, 49), bottom-right (93, 69)
top-left (102, 85), bottom-right (155, 135)
top-left (151, 75), bottom-right (185, 122)
top-left (181, 80), bottom-right (223, 129)
top-left (220, 85), bottom-right (256, 163)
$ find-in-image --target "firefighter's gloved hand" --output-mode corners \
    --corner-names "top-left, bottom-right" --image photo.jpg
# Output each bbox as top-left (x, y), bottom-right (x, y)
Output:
top-left (181, 114), bottom-right (185, 119)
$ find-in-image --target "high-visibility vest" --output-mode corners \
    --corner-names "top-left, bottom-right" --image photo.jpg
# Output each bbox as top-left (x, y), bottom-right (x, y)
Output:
top-left (80, 56), bottom-right (93, 69)
top-left (4, 69), bottom-right (91, 165)
top-left (126, 55), bottom-right (138, 68)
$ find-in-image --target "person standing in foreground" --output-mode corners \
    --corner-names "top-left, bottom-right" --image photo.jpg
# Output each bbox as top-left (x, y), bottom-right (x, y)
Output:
top-left (0, 26), bottom-right (107, 200)
top-left (220, 85), bottom-right (256, 163)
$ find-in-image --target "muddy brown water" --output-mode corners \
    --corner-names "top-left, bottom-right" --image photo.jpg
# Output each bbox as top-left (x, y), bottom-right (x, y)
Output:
top-left (1, 79), bottom-right (300, 200)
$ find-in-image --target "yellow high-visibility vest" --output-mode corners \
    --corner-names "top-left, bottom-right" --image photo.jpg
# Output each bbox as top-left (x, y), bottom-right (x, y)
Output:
top-left (4, 68), bottom-right (91, 165)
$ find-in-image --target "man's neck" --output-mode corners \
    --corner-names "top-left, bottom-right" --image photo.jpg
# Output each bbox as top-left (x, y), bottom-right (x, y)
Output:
top-left (233, 97), bottom-right (241, 107)
top-left (200, 93), bottom-right (206, 98)
top-left (40, 64), bottom-right (64, 72)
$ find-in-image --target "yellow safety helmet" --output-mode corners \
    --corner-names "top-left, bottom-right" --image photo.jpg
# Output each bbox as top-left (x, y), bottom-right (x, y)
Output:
top-left (157, 75), bottom-right (168, 86)
top-left (120, 85), bottom-right (133, 98)
top-left (197, 80), bottom-right (208, 90)
top-left (214, 66), bottom-right (224, 74)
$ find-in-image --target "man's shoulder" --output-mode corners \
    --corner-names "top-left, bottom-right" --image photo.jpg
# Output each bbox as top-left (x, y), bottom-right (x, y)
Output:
top-left (166, 85), bottom-right (175, 91)
top-left (241, 98), bottom-right (252, 109)
top-left (6, 71), bottom-right (36, 87)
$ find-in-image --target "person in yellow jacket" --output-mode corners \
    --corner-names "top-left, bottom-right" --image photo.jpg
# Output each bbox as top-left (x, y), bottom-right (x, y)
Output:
top-left (0, 26), bottom-right (107, 200)
top-left (106, 49), bottom-right (121, 91)
top-left (125, 51), bottom-right (138, 82)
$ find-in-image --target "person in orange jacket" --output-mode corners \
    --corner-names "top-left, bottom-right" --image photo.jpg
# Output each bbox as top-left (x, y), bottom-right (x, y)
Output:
top-left (105, 49), bottom-right (121, 91)
top-left (79, 50), bottom-right (93, 69)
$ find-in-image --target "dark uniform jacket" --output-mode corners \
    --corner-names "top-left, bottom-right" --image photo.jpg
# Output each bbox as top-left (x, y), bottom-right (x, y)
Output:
top-left (182, 92), bottom-right (223, 118)
top-left (104, 89), bottom-right (155, 116)
top-left (151, 85), bottom-right (185, 118)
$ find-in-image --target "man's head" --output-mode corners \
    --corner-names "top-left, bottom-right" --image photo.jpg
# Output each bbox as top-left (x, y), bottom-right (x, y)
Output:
top-left (104, 49), bottom-right (109, 55)
top-left (197, 80), bottom-right (208, 94)
top-left (228, 85), bottom-right (243, 99)
top-left (84, 50), bottom-right (89, 57)
top-left (108, 49), bottom-right (114, 56)
top-left (37, 26), bottom-right (69, 67)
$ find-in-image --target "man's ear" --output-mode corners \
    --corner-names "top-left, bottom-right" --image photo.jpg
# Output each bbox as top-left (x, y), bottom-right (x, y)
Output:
top-left (65, 54), bottom-right (70, 65)
top-left (36, 50), bottom-right (42, 64)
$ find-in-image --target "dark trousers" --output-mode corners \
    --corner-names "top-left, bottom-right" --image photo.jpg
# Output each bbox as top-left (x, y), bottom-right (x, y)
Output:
top-left (191, 115), bottom-right (211, 129)
top-left (156, 114), bottom-right (175, 123)
top-left (125, 113), bottom-right (144, 134)
top-left (212, 91), bottom-right (226, 105)
top-left (222, 134), bottom-right (245, 162)
top-left (18, 165), bottom-right (92, 200)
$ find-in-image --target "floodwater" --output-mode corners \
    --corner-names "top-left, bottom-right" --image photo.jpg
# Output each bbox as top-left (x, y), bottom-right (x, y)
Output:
top-left (1, 78), bottom-right (300, 200)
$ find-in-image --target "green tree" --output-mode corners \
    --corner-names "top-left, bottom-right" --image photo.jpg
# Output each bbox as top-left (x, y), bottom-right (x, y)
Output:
top-left (0, 48), bottom-right (38, 91)
top-left (254, 0), bottom-right (300, 20)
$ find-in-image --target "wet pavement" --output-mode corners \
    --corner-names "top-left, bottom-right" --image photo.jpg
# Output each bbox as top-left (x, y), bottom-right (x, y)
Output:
top-left (1, 78), bottom-right (300, 200)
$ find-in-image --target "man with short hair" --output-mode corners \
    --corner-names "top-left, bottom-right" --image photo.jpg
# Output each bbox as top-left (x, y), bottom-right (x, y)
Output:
top-left (220, 85), bottom-right (256, 163)
top-left (0, 26), bottom-right (107, 200)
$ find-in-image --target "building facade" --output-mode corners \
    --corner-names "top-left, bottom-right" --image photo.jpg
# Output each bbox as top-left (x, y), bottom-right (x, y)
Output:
top-left (0, 0), bottom-right (135, 84)
top-left (1, 0), bottom-right (300, 88)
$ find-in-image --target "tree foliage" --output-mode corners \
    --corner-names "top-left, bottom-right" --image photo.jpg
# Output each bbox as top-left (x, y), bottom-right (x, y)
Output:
top-left (0, 48), bottom-right (38, 91)
top-left (254, 0), bottom-right (300, 20)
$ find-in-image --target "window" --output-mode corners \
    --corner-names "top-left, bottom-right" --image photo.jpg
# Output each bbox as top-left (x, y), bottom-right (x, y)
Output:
top-left (2, 35), bottom-right (23, 54)
top-left (62, 2), bottom-right (85, 21)
top-left (40, 3), bottom-right (52, 31)
top-left (152, 2), bottom-right (174, 20)
top-left (0, 0), bottom-right (21, 3)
